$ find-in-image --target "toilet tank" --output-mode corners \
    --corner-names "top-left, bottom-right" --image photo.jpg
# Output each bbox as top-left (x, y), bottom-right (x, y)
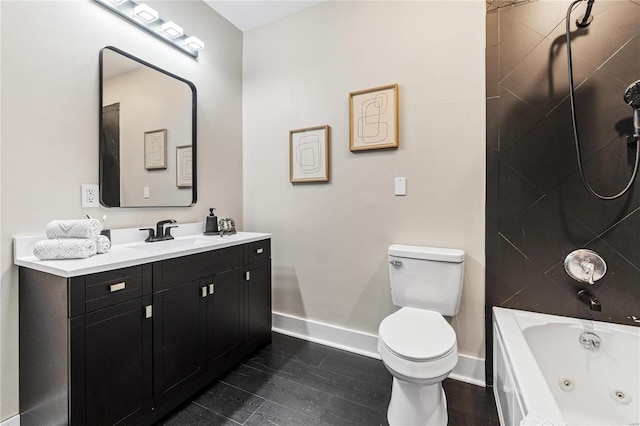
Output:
top-left (388, 244), bottom-right (465, 316)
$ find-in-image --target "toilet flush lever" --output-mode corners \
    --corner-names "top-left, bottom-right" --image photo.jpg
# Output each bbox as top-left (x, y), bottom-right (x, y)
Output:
top-left (389, 260), bottom-right (403, 267)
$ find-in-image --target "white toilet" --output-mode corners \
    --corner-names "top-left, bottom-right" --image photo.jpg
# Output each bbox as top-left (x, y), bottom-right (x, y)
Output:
top-left (378, 244), bottom-right (465, 426)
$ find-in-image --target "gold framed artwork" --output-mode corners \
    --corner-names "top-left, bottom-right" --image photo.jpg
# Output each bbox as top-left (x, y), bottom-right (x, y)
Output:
top-left (289, 125), bottom-right (330, 183)
top-left (144, 128), bottom-right (167, 169)
top-left (349, 84), bottom-right (399, 151)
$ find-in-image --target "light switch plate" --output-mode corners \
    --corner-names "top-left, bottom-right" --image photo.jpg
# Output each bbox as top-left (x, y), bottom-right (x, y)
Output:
top-left (395, 177), bottom-right (407, 196)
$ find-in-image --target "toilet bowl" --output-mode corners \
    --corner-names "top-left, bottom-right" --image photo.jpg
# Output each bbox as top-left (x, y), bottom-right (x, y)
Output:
top-left (379, 245), bottom-right (464, 426)
top-left (378, 307), bottom-right (458, 425)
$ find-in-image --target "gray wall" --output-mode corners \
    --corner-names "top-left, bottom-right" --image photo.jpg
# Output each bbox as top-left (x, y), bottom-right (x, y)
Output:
top-left (486, 0), bottom-right (640, 380)
top-left (243, 1), bottom-right (486, 360)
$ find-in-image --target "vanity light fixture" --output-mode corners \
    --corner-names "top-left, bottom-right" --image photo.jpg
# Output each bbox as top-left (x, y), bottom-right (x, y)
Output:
top-left (133, 4), bottom-right (159, 23)
top-left (184, 36), bottom-right (205, 51)
top-left (161, 21), bottom-right (183, 38)
top-left (92, 0), bottom-right (203, 58)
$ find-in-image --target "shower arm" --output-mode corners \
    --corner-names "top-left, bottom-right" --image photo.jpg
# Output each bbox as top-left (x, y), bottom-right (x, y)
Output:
top-left (566, 0), bottom-right (640, 201)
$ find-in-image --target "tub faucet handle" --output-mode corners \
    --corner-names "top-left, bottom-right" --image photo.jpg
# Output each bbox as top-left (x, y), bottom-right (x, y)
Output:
top-left (581, 261), bottom-right (595, 284)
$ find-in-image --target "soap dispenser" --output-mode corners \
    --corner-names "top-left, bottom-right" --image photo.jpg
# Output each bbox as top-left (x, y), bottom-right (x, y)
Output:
top-left (204, 208), bottom-right (219, 235)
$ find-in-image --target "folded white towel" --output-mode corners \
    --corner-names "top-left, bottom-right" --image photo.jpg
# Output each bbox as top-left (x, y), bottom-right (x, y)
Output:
top-left (96, 235), bottom-right (111, 254)
top-left (33, 238), bottom-right (97, 260)
top-left (45, 219), bottom-right (102, 240)
top-left (521, 412), bottom-right (568, 426)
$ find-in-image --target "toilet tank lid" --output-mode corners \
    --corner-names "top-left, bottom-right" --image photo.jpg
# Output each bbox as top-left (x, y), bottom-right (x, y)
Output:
top-left (389, 244), bottom-right (464, 263)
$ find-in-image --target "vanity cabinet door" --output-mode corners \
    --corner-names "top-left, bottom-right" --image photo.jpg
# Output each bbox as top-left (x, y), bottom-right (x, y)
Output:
top-left (152, 279), bottom-right (207, 409)
top-left (245, 259), bottom-right (272, 348)
top-left (70, 296), bottom-right (152, 426)
top-left (206, 268), bottom-right (244, 366)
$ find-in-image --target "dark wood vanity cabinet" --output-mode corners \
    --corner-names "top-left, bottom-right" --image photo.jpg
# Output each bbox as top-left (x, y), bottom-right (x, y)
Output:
top-left (19, 238), bottom-right (271, 426)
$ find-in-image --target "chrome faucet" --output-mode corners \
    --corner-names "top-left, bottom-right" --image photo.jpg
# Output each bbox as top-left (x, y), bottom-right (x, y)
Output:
top-left (578, 289), bottom-right (601, 311)
top-left (139, 219), bottom-right (178, 242)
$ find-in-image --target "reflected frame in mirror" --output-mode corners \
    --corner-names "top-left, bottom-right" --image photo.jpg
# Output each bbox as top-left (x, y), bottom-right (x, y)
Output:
top-left (99, 46), bottom-right (197, 207)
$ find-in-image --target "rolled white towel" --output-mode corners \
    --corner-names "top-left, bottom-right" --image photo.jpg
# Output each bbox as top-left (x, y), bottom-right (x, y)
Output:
top-left (96, 235), bottom-right (111, 254)
top-left (33, 238), bottom-right (97, 260)
top-left (45, 219), bottom-right (102, 240)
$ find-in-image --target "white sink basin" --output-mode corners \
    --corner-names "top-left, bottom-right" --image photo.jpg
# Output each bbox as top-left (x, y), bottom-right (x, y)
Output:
top-left (126, 236), bottom-right (213, 253)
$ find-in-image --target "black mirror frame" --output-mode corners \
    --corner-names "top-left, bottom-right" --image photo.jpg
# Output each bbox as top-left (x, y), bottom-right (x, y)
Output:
top-left (99, 46), bottom-right (197, 207)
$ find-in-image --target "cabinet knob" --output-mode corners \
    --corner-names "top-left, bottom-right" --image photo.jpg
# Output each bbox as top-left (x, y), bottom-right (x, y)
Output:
top-left (209, 283), bottom-right (215, 294)
top-left (110, 282), bottom-right (126, 292)
top-left (256, 248), bottom-right (264, 254)
top-left (145, 305), bottom-right (153, 319)
top-left (245, 271), bottom-right (251, 281)
top-left (201, 286), bottom-right (208, 298)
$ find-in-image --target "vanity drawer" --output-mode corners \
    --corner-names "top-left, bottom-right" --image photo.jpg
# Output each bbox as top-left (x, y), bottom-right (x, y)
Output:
top-left (84, 266), bottom-right (146, 313)
top-left (245, 239), bottom-right (270, 264)
top-left (153, 246), bottom-right (241, 291)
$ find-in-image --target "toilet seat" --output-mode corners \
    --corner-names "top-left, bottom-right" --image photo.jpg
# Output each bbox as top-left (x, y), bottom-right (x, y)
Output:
top-left (377, 307), bottom-right (458, 383)
top-left (379, 307), bottom-right (456, 361)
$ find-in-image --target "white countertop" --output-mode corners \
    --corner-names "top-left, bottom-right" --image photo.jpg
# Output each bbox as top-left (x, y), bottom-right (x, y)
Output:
top-left (14, 222), bottom-right (270, 278)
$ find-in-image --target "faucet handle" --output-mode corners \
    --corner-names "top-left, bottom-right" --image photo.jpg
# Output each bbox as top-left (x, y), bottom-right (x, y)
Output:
top-left (164, 225), bottom-right (179, 239)
top-left (139, 228), bottom-right (156, 242)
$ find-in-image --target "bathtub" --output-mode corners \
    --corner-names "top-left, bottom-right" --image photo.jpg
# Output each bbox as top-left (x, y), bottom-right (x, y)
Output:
top-left (493, 307), bottom-right (640, 426)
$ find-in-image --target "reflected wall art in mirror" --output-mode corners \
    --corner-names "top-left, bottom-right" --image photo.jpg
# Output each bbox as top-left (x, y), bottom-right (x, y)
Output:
top-left (99, 46), bottom-right (197, 207)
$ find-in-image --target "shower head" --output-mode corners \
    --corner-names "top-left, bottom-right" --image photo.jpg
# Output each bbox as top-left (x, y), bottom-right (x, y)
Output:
top-left (625, 80), bottom-right (640, 136)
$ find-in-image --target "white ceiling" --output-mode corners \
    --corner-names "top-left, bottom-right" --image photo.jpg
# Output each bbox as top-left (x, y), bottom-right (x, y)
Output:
top-left (204, 1), bottom-right (324, 32)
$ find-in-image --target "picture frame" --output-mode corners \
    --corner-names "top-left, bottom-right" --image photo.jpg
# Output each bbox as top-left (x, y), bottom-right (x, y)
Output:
top-left (176, 145), bottom-right (193, 188)
top-left (144, 129), bottom-right (167, 169)
top-left (289, 125), bottom-right (330, 183)
top-left (349, 84), bottom-right (399, 151)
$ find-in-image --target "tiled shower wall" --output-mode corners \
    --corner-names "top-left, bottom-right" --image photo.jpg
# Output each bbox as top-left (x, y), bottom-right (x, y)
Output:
top-left (485, 0), bottom-right (640, 382)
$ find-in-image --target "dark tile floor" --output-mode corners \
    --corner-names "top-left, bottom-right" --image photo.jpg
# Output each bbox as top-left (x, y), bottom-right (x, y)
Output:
top-left (159, 333), bottom-right (499, 426)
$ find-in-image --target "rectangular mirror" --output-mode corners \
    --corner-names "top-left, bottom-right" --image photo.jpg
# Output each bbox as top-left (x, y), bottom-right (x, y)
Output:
top-left (99, 46), bottom-right (197, 207)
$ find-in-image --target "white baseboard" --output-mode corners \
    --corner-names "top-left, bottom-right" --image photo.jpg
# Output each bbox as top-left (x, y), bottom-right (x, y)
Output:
top-left (272, 311), bottom-right (486, 387)
top-left (0, 415), bottom-right (19, 426)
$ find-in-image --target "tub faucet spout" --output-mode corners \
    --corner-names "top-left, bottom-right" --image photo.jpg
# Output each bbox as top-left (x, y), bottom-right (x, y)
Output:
top-left (578, 289), bottom-right (601, 311)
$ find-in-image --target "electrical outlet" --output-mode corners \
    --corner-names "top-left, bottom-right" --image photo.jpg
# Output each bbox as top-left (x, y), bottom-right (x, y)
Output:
top-left (81, 184), bottom-right (100, 208)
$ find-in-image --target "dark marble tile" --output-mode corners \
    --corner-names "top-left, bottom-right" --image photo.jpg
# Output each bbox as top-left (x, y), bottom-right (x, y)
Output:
top-left (547, 0), bottom-right (640, 70)
top-left (499, 13), bottom-right (546, 81)
top-left (262, 333), bottom-right (331, 367)
top-left (497, 160), bottom-right (544, 229)
top-left (601, 34), bottom-right (640, 88)
top-left (600, 208), bottom-right (640, 269)
top-left (501, 278), bottom-right (591, 319)
top-left (245, 401), bottom-right (331, 426)
top-left (546, 238), bottom-right (640, 325)
top-left (487, 46), bottom-right (500, 98)
top-left (487, 97), bottom-right (500, 150)
top-left (499, 0), bottom-right (568, 38)
top-left (160, 401), bottom-right (238, 426)
top-left (318, 395), bottom-right (389, 426)
top-left (220, 364), bottom-right (332, 418)
top-left (547, 141), bottom-right (640, 235)
top-left (500, 197), bottom-right (597, 272)
top-left (501, 35), bottom-right (595, 115)
top-left (486, 234), bottom-right (548, 306)
top-left (547, 70), bottom-right (634, 155)
top-left (195, 381), bottom-right (265, 424)
top-left (501, 118), bottom-right (577, 193)
top-left (246, 350), bottom-right (390, 412)
top-left (317, 349), bottom-right (392, 389)
top-left (499, 87), bottom-right (544, 152)
top-left (486, 11), bottom-right (499, 47)
top-left (443, 379), bottom-right (499, 426)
